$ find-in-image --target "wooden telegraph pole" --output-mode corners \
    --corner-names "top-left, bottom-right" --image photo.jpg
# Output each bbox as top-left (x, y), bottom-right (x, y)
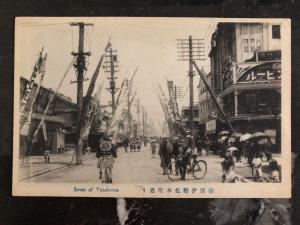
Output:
top-left (126, 79), bottom-right (135, 136)
top-left (71, 22), bottom-right (93, 164)
top-left (192, 60), bottom-right (235, 133)
top-left (177, 36), bottom-right (205, 151)
top-left (104, 48), bottom-right (119, 115)
top-left (188, 36), bottom-right (194, 133)
top-left (142, 106), bottom-right (147, 137)
top-left (134, 99), bottom-right (141, 136)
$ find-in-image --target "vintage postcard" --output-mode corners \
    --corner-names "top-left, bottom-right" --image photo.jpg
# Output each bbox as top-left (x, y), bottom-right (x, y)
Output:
top-left (13, 17), bottom-right (291, 198)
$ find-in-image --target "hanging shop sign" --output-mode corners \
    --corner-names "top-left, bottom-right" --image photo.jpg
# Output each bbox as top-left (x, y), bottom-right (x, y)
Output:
top-left (206, 119), bottom-right (216, 134)
top-left (257, 50), bottom-right (281, 62)
top-left (223, 69), bottom-right (233, 90)
top-left (245, 50), bottom-right (281, 62)
top-left (236, 62), bottom-right (281, 83)
top-left (222, 59), bottom-right (234, 90)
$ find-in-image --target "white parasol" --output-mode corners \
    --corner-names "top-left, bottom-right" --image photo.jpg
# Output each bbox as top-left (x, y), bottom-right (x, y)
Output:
top-left (240, 133), bottom-right (252, 142)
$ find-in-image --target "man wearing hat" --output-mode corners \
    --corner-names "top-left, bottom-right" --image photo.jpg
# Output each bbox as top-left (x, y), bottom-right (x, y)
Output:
top-left (176, 137), bottom-right (190, 180)
top-left (159, 137), bottom-right (172, 175)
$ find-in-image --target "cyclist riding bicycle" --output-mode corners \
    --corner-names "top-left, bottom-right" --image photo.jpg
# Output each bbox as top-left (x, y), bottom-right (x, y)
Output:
top-left (176, 138), bottom-right (193, 180)
top-left (96, 136), bottom-right (115, 183)
top-left (167, 136), bottom-right (207, 181)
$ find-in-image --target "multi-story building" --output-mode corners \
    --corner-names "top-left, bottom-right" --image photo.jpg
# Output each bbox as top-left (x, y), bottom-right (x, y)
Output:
top-left (181, 105), bottom-right (200, 133)
top-left (197, 70), bottom-right (219, 137)
top-left (208, 22), bottom-right (282, 150)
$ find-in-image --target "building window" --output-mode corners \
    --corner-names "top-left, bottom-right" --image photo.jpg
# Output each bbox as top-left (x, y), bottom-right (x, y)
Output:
top-left (246, 93), bottom-right (257, 114)
top-left (243, 39), bottom-right (249, 52)
top-left (272, 25), bottom-right (281, 39)
top-left (256, 39), bottom-right (262, 50)
top-left (250, 39), bottom-right (255, 52)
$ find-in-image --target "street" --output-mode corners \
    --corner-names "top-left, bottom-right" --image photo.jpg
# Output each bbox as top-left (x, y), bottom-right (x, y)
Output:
top-left (28, 145), bottom-right (227, 183)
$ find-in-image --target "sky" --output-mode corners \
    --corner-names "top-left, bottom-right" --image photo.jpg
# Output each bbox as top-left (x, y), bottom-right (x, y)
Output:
top-left (15, 17), bottom-right (217, 130)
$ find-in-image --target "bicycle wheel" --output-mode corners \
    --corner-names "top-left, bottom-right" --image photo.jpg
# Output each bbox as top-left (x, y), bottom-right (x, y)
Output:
top-left (167, 160), bottom-right (180, 181)
top-left (192, 160), bottom-right (207, 180)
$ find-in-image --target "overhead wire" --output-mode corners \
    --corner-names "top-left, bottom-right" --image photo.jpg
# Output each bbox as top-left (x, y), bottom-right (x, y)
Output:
top-left (21, 22), bottom-right (71, 27)
top-left (179, 83), bottom-right (189, 104)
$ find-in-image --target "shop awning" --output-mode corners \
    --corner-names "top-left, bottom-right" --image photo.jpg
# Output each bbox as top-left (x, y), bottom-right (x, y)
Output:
top-left (24, 112), bottom-right (65, 124)
top-left (226, 114), bottom-right (280, 122)
top-left (220, 82), bottom-right (281, 98)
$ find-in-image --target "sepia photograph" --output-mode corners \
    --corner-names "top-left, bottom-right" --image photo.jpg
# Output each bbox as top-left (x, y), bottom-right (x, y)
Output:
top-left (13, 17), bottom-right (291, 198)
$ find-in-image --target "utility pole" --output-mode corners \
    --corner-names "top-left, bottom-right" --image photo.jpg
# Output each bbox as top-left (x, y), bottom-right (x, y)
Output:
top-left (177, 36), bottom-right (205, 151)
top-left (134, 99), bottom-right (141, 136)
top-left (71, 22), bottom-right (93, 165)
top-left (188, 36), bottom-right (194, 132)
top-left (126, 79), bottom-right (132, 136)
top-left (104, 48), bottom-right (119, 115)
top-left (192, 60), bottom-right (235, 133)
top-left (142, 106), bottom-right (147, 137)
top-left (145, 111), bottom-right (148, 136)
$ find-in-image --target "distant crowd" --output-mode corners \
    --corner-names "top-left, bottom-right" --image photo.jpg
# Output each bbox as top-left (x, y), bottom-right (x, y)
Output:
top-left (93, 130), bottom-right (281, 183)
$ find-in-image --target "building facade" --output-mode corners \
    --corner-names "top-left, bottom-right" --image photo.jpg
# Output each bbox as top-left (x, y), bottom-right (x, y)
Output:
top-left (181, 105), bottom-right (200, 134)
top-left (20, 77), bottom-right (77, 156)
top-left (197, 71), bottom-right (219, 137)
top-left (207, 22), bottom-right (281, 151)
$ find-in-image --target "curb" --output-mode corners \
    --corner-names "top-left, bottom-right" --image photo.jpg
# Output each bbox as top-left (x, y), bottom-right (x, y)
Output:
top-left (19, 155), bottom-right (95, 182)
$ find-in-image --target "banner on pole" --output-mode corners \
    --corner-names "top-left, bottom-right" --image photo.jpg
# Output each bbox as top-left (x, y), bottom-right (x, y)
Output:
top-left (41, 121), bottom-right (48, 142)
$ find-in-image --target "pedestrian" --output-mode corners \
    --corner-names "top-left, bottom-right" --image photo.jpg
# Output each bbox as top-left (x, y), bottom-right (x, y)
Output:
top-left (252, 152), bottom-right (263, 182)
top-left (261, 138), bottom-right (273, 161)
top-left (111, 139), bottom-right (118, 158)
top-left (248, 138), bottom-right (259, 166)
top-left (132, 137), bottom-right (135, 152)
top-left (150, 139), bottom-right (157, 158)
top-left (243, 139), bottom-right (251, 162)
top-left (86, 146), bottom-right (91, 155)
top-left (203, 135), bottom-right (210, 156)
top-left (136, 137), bottom-right (141, 152)
top-left (43, 146), bottom-right (50, 163)
top-left (177, 138), bottom-right (190, 180)
top-left (123, 136), bottom-right (129, 153)
top-left (172, 137), bottom-right (180, 176)
top-left (220, 136), bottom-right (229, 157)
top-left (265, 159), bottom-right (280, 183)
top-left (143, 136), bottom-right (148, 147)
top-left (235, 138), bottom-right (242, 162)
top-left (221, 150), bottom-right (237, 183)
top-left (211, 138), bottom-right (218, 155)
top-left (228, 136), bottom-right (240, 162)
top-left (159, 137), bottom-right (172, 175)
top-left (129, 137), bottom-right (134, 152)
top-left (196, 135), bottom-right (202, 155)
top-left (96, 136), bottom-right (115, 183)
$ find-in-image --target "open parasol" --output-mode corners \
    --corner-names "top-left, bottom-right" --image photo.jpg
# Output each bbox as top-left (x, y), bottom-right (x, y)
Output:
top-left (218, 130), bottom-right (230, 137)
top-left (231, 132), bottom-right (242, 138)
top-left (228, 137), bottom-right (237, 143)
top-left (219, 136), bottom-right (229, 144)
top-left (252, 132), bottom-right (268, 139)
top-left (240, 133), bottom-right (252, 142)
top-left (227, 146), bottom-right (239, 154)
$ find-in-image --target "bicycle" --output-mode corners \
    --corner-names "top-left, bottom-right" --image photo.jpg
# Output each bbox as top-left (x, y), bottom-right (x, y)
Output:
top-left (167, 155), bottom-right (207, 181)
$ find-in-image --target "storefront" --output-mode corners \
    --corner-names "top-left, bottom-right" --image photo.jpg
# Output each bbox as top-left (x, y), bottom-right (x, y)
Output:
top-left (20, 114), bottom-right (66, 156)
top-left (19, 77), bottom-right (77, 156)
top-left (220, 51), bottom-right (282, 152)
